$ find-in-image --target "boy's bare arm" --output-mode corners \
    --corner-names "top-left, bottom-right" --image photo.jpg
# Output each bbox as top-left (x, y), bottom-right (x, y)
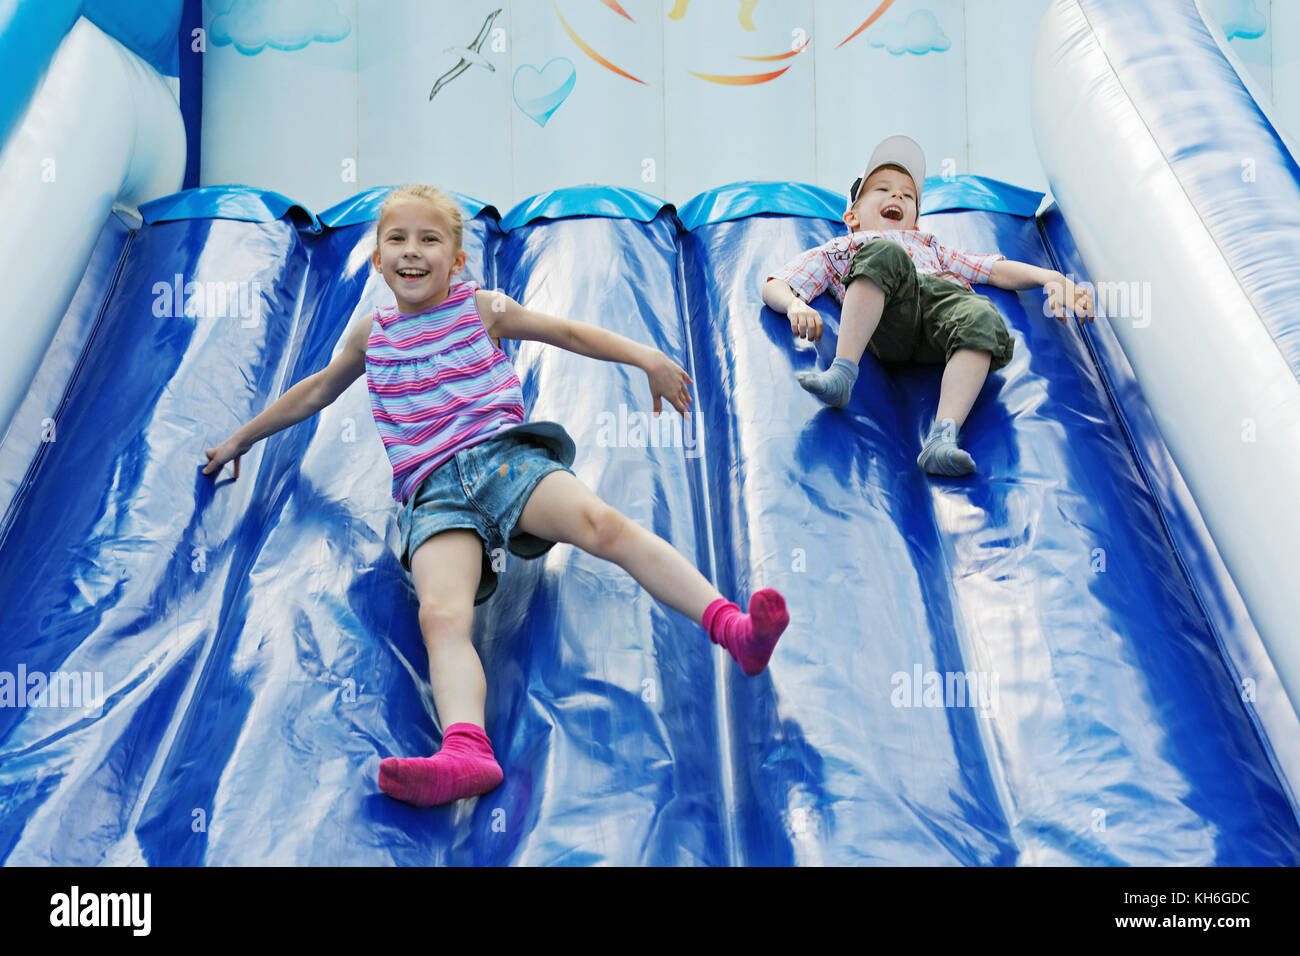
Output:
top-left (202, 315), bottom-right (370, 478)
top-left (989, 260), bottom-right (1094, 322)
top-left (988, 259), bottom-right (1059, 290)
top-left (762, 278), bottom-right (799, 313)
top-left (763, 279), bottom-right (823, 341)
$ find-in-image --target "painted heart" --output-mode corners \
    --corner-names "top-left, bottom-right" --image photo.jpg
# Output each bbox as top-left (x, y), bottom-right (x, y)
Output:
top-left (512, 57), bottom-right (577, 127)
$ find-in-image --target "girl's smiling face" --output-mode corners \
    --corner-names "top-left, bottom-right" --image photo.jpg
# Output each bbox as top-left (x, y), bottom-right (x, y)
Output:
top-left (371, 198), bottom-right (468, 313)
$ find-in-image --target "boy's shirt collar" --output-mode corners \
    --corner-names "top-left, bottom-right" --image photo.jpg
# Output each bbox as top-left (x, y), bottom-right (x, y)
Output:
top-left (848, 225), bottom-right (923, 237)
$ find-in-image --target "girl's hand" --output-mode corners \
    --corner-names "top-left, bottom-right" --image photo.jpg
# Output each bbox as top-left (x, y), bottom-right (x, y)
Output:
top-left (787, 299), bottom-right (823, 341)
top-left (1046, 275), bottom-right (1095, 324)
top-left (644, 352), bottom-right (693, 416)
top-left (203, 434), bottom-right (251, 480)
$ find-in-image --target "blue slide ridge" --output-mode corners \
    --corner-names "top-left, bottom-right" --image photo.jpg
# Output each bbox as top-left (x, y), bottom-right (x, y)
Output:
top-left (1, 185), bottom-right (1298, 863)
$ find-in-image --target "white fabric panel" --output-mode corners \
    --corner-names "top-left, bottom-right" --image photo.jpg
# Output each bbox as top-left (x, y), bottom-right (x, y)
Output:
top-left (1032, 0), bottom-right (1300, 724)
top-left (0, 17), bottom-right (185, 443)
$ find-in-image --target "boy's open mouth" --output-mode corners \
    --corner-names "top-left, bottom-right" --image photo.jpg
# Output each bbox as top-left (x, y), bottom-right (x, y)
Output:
top-left (881, 204), bottom-right (904, 222)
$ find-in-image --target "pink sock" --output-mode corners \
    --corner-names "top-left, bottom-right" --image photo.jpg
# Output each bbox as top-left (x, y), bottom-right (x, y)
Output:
top-left (703, 588), bottom-right (789, 676)
top-left (378, 722), bottom-right (504, 807)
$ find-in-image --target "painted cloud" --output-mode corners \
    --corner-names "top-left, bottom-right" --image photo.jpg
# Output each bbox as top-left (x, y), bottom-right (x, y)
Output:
top-left (869, 9), bottom-right (951, 56)
top-left (209, 0), bottom-right (351, 55)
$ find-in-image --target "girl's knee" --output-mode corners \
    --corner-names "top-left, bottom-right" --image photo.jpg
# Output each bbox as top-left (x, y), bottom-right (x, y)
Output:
top-left (418, 597), bottom-right (474, 643)
top-left (582, 502), bottom-right (630, 557)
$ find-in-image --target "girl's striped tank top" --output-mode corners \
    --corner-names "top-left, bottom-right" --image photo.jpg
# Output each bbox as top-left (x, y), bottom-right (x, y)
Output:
top-left (366, 280), bottom-right (525, 503)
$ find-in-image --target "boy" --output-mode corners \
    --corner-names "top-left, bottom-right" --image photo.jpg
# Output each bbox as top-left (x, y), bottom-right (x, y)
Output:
top-left (762, 135), bottom-right (1094, 476)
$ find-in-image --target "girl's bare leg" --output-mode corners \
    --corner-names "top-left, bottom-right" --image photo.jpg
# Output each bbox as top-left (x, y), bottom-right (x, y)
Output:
top-left (517, 471), bottom-right (719, 623)
top-left (379, 528), bottom-right (503, 807)
top-left (408, 528), bottom-right (486, 728)
top-left (516, 471), bottom-right (788, 676)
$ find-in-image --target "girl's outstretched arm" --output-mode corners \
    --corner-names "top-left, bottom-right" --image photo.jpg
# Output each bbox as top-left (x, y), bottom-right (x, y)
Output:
top-left (202, 313), bottom-right (370, 478)
top-left (478, 290), bottom-right (692, 416)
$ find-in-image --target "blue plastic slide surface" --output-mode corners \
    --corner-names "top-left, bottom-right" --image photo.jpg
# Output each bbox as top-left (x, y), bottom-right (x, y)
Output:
top-left (1, 185), bottom-right (1297, 864)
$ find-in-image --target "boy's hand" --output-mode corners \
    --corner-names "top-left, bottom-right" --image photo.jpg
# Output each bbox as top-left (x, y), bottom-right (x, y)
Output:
top-left (787, 299), bottom-right (823, 341)
top-left (644, 351), bottom-right (693, 416)
top-left (1045, 275), bottom-right (1095, 324)
top-left (203, 435), bottom-right (251, 480)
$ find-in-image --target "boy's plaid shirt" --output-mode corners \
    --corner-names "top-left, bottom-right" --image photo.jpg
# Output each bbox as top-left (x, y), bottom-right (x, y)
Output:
top-left (767, 229), bottom-right (1005, 304)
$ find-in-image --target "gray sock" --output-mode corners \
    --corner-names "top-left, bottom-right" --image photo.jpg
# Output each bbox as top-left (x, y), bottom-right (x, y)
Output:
top-left (796, 357), bottom-right (859, 408)
top-left (917, 418), bottom-right (976, 476)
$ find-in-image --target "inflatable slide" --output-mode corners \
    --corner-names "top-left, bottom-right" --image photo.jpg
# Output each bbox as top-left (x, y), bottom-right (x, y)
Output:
top-left (0, 0), bottom-right (1297, 865)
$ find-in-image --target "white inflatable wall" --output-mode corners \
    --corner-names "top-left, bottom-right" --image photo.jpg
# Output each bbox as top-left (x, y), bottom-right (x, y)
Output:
top-left (0, 17), bottom-right (185, 445)
top-left (1032, 0), bottom-right (1300, 719)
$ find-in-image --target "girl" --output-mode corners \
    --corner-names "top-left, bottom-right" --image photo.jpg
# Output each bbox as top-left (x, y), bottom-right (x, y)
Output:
top-left (203, 185), bottom-right (789, 806)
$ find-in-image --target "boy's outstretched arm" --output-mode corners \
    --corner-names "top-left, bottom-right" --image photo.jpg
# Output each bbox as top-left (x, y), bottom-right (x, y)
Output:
top-left (479, 289), bottom-right (692, 416)
top-left (202, 314), bottom-right (370, 478)
top-left (988, 260), bottom-right (1095, 323)
top-left (762, 279), bottom-right (823, 341)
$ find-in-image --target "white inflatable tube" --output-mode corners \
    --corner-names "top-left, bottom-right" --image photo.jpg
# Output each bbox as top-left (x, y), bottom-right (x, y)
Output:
top-left (0, 17), bottom-right (185, 444)
top-left (1032, 0), bottom-right (1300, 720)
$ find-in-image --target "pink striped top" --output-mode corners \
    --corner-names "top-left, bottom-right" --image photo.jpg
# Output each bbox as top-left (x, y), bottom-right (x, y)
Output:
top-left (366, 280), bottom-right (525, 503)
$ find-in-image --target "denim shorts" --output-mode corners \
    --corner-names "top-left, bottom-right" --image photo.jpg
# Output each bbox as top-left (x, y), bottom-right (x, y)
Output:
top-left (843, 238), bottom-right (1015, 371)
top-left (396, 420), bottom-right (577, 605)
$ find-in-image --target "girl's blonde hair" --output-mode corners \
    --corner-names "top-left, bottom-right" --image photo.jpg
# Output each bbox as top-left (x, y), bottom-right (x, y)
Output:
top-left (375, 185), bottom-right (464, 250)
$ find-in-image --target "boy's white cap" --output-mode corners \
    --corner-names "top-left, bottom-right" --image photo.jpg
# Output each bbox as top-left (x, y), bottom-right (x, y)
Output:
top-left (849, 134), bottom-right (926, 210)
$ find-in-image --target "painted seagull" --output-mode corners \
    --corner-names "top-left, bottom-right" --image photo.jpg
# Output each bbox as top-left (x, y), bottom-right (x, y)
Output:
top-left (429, 8), bottom-right (502, 100)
